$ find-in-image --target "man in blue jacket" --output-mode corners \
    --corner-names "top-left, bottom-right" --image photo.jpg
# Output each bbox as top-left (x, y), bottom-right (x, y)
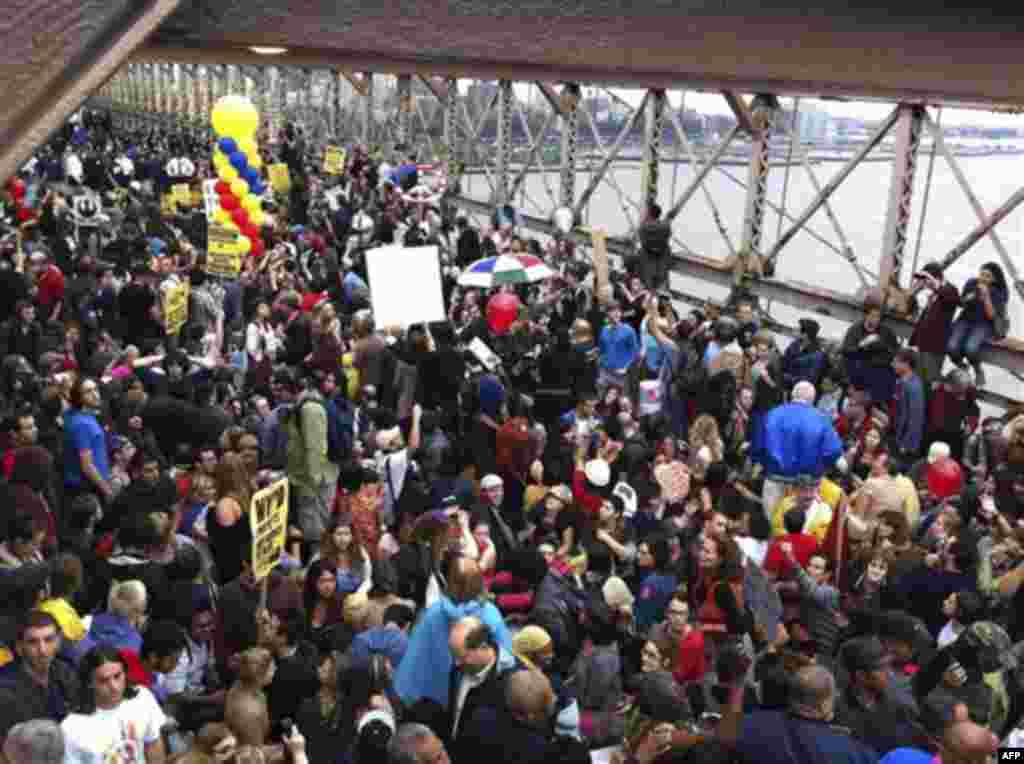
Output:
top-left (597, 302), bottom-right (639, 394)
top-left (751, 381), bottom-right (845, 518)
top-left (891, 349), bottom-right (926, 462)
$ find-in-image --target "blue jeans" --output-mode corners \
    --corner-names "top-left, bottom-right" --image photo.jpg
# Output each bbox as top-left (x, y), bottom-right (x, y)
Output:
top-left (946, 320), bottom-right (993, 365)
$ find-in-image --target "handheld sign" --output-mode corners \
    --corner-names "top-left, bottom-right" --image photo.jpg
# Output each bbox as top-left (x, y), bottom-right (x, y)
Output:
top-left (162, 282), bottom-right (190, 335)
top-left (268, 163), bottom-right (291, 193)
top-left (172, 183), bottom-right (192, 208)
top-left (591, 227), bottom-right (610, 304)
top-left (323, 146), bottom-right (347, 175)
top-left (206, 222), bottom-right (242, 278)
top-left (364, 245), bottom-right (446, 329)
top-left (202, 179), bottom-right (220, 221)
top-left (249, 478), bottom-right (290, 580)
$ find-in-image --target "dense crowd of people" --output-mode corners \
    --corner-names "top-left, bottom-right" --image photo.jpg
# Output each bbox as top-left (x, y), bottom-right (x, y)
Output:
top-left (0, 108), bottom-right (1021, 764)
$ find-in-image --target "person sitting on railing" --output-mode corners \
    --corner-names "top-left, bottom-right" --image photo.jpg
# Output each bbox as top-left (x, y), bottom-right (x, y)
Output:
top-left (947, 261), bottom-right (1010, 389)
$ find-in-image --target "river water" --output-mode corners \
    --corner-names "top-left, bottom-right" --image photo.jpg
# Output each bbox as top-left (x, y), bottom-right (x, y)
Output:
top-left (461, 155), bottom-right (1024, 401)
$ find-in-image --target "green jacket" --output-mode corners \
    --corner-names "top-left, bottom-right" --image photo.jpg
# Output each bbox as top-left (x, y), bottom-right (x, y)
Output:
top-left (285, 392), bottom-right (330, 496)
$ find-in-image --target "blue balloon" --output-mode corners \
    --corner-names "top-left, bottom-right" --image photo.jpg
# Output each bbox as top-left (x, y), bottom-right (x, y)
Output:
top-left (243, 167), bottom-right (260, 185)
top-left (229, 151), bottom-right (248, 171)
top-left (218, 137), bottom-right (237, 155)
top-left (251, 181), bottom-right (266, 195)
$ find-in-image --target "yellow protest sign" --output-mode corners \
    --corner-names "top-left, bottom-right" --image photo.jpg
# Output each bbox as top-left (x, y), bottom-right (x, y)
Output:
top-left (268, 163), bottom-right (291, 193)
top-left (323, 146), bottom-right (347, 175)
top-left (162, 282), bottom-right (190, 335)
top-left (249, 478), bottom-right (290, 580)
top-left (172, 183), bottom-right (192, 207)
top-left (206, 222), bottom-right (242, 277)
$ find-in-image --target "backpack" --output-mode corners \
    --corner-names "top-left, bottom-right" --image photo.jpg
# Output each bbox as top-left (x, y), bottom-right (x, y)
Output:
top-left (288, 395), bottom-right (349, 464)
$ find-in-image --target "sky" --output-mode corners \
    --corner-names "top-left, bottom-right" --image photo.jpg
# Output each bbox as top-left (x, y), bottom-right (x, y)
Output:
top-left (633, 90), bottom-right (1024, 129)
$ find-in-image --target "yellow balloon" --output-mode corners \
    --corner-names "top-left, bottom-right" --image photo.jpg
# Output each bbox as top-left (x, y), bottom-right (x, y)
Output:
top-left (230, 179), bottom-right (249, 198)
top-left (249, 210), bottom-right (264, 227)
top-left (212, 95), bottom-right (260, 140)
top-left (220, 166), bottom-right (239, 182)
top-left (248, 154), bottom-right (263, 170)
top-left (214, 207), bottom-right (231, 224)
top-left (224, 220), bottom-right (239, 233)
top-left (237, 236), bottom-right (252, 254)
top-left (238, 137), bottom-right (258, 156)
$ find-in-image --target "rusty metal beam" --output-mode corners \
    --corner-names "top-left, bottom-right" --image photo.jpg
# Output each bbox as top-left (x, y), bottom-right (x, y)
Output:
top-left (417, 75), bottom-right (449, 104)
top-left (340, 70), bottom-right (369, 97)
top-left (450, 193), bottom-right (1024, 380)
top-left (133, 40), bottom-right (1024, 108)
top-left (1, 0), bottom-right (182, 181)
top-left (536, 82), bottom-right (568, 118)
top-left (722, 91), bottom-right (755, 134)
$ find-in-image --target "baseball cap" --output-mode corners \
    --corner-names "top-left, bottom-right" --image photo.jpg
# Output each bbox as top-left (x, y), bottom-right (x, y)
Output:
top-left (584, 459), bottom-right (611, 488)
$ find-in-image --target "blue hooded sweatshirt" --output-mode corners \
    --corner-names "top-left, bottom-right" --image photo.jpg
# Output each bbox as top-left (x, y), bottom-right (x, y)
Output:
top-left (393, 595), bottom-right (512, 707)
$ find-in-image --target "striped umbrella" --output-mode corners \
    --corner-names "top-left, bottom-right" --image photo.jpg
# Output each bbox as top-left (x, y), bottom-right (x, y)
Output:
top-left (458, 254), bottom-right (555, 288)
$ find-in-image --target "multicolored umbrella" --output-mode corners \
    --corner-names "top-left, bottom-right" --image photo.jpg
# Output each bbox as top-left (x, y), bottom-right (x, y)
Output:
top-left (458, 254), bottom-right (555, 288)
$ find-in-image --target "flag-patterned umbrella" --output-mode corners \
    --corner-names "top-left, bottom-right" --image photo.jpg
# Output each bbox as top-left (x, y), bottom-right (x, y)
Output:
top-left (458, 254), bottom-right (555, 288)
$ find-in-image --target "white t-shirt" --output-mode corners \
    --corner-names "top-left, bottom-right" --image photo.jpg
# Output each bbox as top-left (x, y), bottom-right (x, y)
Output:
top-left (62, 686), bottom-right (167, 764)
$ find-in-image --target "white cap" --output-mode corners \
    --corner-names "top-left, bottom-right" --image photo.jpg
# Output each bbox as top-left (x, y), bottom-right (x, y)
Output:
top-left (481, 474), bottom-right (504, 490)
top-left (584, 459), bottom-right (611, 488)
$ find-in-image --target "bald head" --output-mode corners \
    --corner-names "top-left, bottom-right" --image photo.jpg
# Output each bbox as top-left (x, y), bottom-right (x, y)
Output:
top-left (792, 381), bottom-right (816, 404)
top-left (449, 616), bottom-right (495, 675)
top-left (506, 669), bottom-right (555, 723)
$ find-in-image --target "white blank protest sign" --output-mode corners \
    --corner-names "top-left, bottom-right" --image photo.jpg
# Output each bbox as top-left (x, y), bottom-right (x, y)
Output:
top-left (364, 245), bottom-right (446, 329)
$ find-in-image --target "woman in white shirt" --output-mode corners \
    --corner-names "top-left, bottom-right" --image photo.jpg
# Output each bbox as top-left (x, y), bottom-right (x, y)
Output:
top-left (246, 300), bottom-right (281, 387)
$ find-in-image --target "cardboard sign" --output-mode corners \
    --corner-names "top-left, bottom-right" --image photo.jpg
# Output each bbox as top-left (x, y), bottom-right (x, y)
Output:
top-left (591, 227), bottom-right (610, 304)
top-left (162, 282), bottom-right (190, 335)
top-left (202, 179), bottom-right (220, 221)
top-left (268, 163), bottom-right (291, 193)
top-left (364, 245), bottom-right (446, 330)
top-left (172, 183), bottom-right (192, 207)
top-left (249, 478), bottom-right (290, 580)
top-left (323, 146), bottom-right (346, 175)
top-left (206, 222), bottom-right (242, 277)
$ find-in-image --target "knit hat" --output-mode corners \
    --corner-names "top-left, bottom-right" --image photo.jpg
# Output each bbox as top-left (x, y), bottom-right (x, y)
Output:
top-left (602, 576), bottom-right (635, 613)
top-left (477, 374), bottom-right (506, 418)
top-left (584, 459), bottom-right (611, 488)
top-left (961, 621), bottom-right (1016, 673)
top-left (512, 625), bottom-right (552, 656)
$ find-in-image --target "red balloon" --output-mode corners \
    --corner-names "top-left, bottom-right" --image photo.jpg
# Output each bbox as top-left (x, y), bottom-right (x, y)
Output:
top-left (214, 180), bottom-right (230, 195)
top-left (231, 208), bottom-right (249, 228)
top-left (486, 292), bottom-right (522, 336)
top-left (242, 223), bottom-right (260, 241)
top-left (219, 193), bottom-right (239, 211)
top-left (16, 208), bottom-right (32, 222)
top-left (10, 181), bottom-right (26, 200)
top-left (927, 457), bottom-right (963, 500)
top-left (250, 239), bottom-right (265, 259)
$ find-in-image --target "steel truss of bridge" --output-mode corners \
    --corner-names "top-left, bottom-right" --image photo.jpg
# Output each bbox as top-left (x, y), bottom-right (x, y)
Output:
top-left (4, 0), bottom-right (1024, 408)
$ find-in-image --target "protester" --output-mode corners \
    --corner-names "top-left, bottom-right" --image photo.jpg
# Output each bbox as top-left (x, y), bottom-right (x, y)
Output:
top-left (0, 111), bottom-right (1020, 764)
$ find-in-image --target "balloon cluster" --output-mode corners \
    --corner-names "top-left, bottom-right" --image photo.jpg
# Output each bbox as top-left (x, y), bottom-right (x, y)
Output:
top-left (210, 95), bottom-right (266, 259)
top-left (6, 178), bottom-right (33, 223)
